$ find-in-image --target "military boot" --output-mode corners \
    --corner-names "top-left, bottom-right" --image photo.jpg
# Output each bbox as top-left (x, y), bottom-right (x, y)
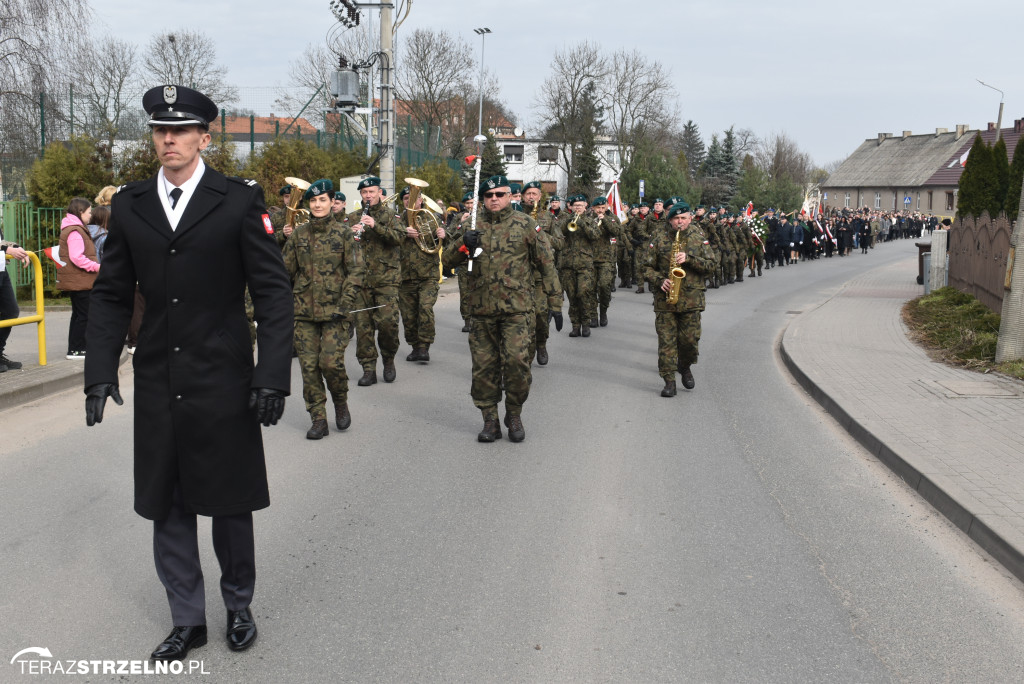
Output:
top-left (681, 365), bottom-right (695, 390)
top-left (418, 345), bottom-right (430, 363)
top-left (636, 284), bottom-right (645, 294)
top-left (610, 282), bottom-right (616, 293)
top-left (306, 419), bottom-right (329, 439)
top-left (757, 266), bottom-right (762, 276)
top-left (569, 326), bottom-right (581, 338)
top-left (334, 403), bottom-right (351, 431)
top-left (599, 306), bottom-right (608, 327)
top-left (405, 348), bottom-right (421, 362)
top-left (382, 357), bottom-right (396, 382)
top-left (536, 346), bottom-right (549, 365)
top-left (589, 317), bottom-right (599, 328)
top-left (660, 379), bottom-right (677, 397)
top-left (581, 325), bottom-right (591, 337)
top-left (477, 419), bottom-right (502, 442)
top-left (357, 369), bottom-right (377, 386)
top-left (507, 415), bottom-right (525, 443)
top-left (461, 319), bottom-right (471, 333)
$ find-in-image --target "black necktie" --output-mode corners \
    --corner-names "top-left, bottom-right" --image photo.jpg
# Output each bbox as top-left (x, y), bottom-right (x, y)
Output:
top-left (169, 187), bottom-right (183, 209)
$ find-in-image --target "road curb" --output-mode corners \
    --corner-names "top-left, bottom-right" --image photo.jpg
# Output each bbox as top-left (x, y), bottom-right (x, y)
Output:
top-left (0, 351), bottom-right (130, 412)
top-left (779, 329), bottom-right (1024, 585)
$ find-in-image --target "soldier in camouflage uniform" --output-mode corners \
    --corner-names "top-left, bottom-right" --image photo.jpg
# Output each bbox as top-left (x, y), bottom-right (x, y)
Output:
top-left (728, 215), bottom-right (750, 282)
top-left (555, 194), bottom-right (600, 337)
top-left (442, 175), bottom-right (562, 443)
top-left (346, 176), bottom-right (404, 386)
top-left (589, 196), bottom-right (622, 327)
top-left (696, 206), bottom-right (722, 289)
top-left (629, 202), bottom-right (652, 293)
top-left (718, 212), bottom-right (737, 284)
top-left (522, 181), bottom-right (562, 365)
top-left (617, 203), bottom-right (638, 289)
top-left (398, 187), bottom-right (445, 363)
top-left (644, 201), bottom-right (715, 397)
top-left (281, 179), bottom-right (365, 439)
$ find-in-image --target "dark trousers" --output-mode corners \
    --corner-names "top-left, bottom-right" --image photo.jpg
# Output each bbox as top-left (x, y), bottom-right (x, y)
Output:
top-left (0, 271), bottom-right (18, 355)
top-left (152, 486), bottom-right (256, 626)
top-left (127, 287), bottom-right (145, 346)
top-left (68, 290), bottom-right (90, 353)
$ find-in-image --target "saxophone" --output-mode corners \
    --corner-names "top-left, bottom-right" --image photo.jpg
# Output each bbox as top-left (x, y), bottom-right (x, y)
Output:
top-left (666, 229), bottom-right (687, 305)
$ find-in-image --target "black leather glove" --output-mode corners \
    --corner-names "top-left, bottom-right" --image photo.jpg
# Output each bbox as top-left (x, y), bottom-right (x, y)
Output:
top-left (463, 230), bottom-right (481, 253)
top-left (85, 383), bottom-right (123, 426)
top-left (548, 310), bottom-right (564, 332)
top-left (248, 388), bottom-right (286, 427)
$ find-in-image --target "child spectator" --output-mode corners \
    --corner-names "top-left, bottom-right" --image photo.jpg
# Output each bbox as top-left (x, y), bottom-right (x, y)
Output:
top-left (56, 197), bottom-right (99, 360)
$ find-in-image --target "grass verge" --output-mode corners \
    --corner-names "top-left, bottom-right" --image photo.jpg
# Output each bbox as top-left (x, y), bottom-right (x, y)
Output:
top-left (902, 286), bottom-right (1024, 380)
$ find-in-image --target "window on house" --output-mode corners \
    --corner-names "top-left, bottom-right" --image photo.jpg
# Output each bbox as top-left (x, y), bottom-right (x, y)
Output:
top-left (874, 192), bottom-right (881, 209)
top-left (916, 193), bottom-right (921, 209)
top-left (928, 191), bottom-right (933, 210)
top-left (503, 144), bottom-right (524, 163)
top-left (844, 192), bottom-right (850, 208)
top-left (538, 145), bottom-right (557, 164)
top-left (892, 192), bottom-right (898, 209)
top-left (945, 192), bottom-right (954, 211)
top-left (606, 148), bottom-right (619, 167)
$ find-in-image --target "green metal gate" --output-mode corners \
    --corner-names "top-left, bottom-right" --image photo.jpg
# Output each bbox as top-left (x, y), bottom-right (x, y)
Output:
top-left (1, 201), bottom-right (67, 291)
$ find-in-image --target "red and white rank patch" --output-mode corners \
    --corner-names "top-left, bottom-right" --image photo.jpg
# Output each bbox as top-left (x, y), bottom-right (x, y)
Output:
top-left (535, 225), bottom-right (542, 232)
top-left (262, 214), bottom-right (274, 234)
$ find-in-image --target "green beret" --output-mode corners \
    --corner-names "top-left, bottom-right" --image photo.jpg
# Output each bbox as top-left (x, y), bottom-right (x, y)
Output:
top-left (639, 201), bottom-right (649, 208)
top-left (697, 204), bottom-right (705, 209)
top-left (334, 191), bottom-right (345, 202)
top-left (567, 193), bottom-right (588, 205)
top-left (478, 175), bottom-right (510, 197)
top-left (357, 176), bottom-right (381, 190)
top-left (509, 183), bottom-right (522, 194)
top-left (461, 191), bottom-right (474, 202)
top-left (591, 196), bottom-right (607, 207)
top-left (523, 181), bottom-right (542, 192)
top-left (304, 178), bottom-right (333, 201)
top-left (666, 202), bottom-right (691, 218)
top-left (279, 185), bottom-right (292, 196)
top-left (400, 186), bottom-right (410, 198)
top-left (549, 195), bottom-right (562, 202)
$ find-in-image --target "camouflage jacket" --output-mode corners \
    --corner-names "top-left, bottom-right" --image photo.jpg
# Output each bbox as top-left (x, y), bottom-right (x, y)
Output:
top-left (628, 214), bottom-right (651, 246)
top-left (281, 214), bottom-right (365, 322)
top-left (442, 205), bottom-right (561, 315)
top-left (554, 211), bottom-right (601, 270)
top-left (399, 209), bottom-right (443, 281)
top-left (644, 224), bottom-right (715, 313)
top-left (344, 200), bottom-right (403, 288)
top-left (592, 213), bottom-right (624, 263)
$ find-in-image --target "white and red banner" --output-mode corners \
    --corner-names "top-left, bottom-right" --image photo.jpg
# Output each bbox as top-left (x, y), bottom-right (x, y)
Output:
top-left (43, 245), bottom-right (65, 268)
top-left (606, 181), bottom-right (628, 222)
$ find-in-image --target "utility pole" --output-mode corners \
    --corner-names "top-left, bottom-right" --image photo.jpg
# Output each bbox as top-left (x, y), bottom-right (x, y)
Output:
top-left (379, 3), bottom-right (395, 194)
top-left (977, 80), bottom-right (1005, 143)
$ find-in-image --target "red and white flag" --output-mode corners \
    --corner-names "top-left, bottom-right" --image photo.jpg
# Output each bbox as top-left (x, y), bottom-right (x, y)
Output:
top-left (959, 148), bottom-right (970, 167)
top-left (745, 201), bottom-right (753, 218)
top-left (43, 245), bottom-right (65, 268)
top-left (606, 181), bottom-right (628, 222)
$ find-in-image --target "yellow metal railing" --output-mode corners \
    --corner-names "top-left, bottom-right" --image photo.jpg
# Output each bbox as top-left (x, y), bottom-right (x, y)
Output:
top-left (0, 251), bottom-right (47, 366)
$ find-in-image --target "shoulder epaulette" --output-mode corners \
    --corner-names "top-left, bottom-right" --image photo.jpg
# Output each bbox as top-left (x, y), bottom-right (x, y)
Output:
top-left (227, 176), bottom-right (260, 188)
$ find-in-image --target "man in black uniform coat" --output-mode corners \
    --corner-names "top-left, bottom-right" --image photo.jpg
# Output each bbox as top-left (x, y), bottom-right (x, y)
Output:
top-left (84, 85), bottom-right (294, 661)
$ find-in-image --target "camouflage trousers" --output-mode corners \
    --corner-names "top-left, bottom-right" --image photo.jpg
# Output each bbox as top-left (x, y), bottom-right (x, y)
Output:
top-left (560, 266), bottom-right (594, 327)
top-left (748, 250), bottom-right (764, 273)
top-left (655, 310), bottom-right (702, 379)
top-left (457, 269), bottom-right (471, 322)
top-left (295, 318), bottom-right (350, 421)
top-left (722, 250), bottom-right (736, 281)
top-left (593, 262), bottom-right (615, 315)
top-left (398, 277), bottom-right (440, 347)
top-left (632, 246), bottom-right (648, 285)
top-left (470, 312), bottom-right (533, 419)
top-left (617, 244), bottom-right (632, 283)
top-left (532, 282), bottom-right (550, 351)
top-left (355, 285), bottom-right (400, 371)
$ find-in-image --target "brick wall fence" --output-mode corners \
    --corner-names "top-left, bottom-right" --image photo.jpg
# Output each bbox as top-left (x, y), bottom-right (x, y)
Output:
top-left (948, 212), bottom-right (1013, 313)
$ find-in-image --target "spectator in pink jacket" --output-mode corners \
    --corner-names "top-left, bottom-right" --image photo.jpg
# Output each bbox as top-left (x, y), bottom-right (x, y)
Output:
top-left (55, 197), bottom-right (100, 360)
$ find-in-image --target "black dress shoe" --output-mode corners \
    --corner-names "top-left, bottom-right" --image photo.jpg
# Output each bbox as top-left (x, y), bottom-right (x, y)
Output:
top-left (507, 415), bottom-right (525, 442)
top-left (660, 379), bottom-right (677, 397)
top-left (306, 419), bottom-right (329, 440)
top-left (334, 403), bottom-right (351, 431)
top-left (681, 366), bottom-right (695, 390)
top-left (477, 419), bottom-right (502, 442)
top-left (357, 370), bottom-right (377, 386)
top-left (536, 346), bottom-right (548, 365)
top-left (382, 358), bottom-right (396, 383)
top-left (226, 607), bottom-right (257, 652)
top-left (151, 625), bottom-right (207, 661)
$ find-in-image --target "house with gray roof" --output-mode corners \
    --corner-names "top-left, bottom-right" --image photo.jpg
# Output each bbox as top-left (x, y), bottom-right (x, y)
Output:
top-left (823, 119), bottom-right (1023, 217)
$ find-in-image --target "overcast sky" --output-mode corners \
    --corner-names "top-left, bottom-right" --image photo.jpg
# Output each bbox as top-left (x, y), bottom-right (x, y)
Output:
top-left (92, 0), bottom-right (1021, 167)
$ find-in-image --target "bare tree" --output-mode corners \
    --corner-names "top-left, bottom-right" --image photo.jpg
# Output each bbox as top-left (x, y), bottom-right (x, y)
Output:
top-left (73, 37), bottom-right (144, 148)
top-left (601, 48), bottom-right (677, 172)
top-left (533, 42), bottom-right (610, 187)
top-left (755, 131), bottom-right (814, 184)
top-left (275, 43), bottom-right (340, 123)
top-left (142, 30), bottom-right (238, 107)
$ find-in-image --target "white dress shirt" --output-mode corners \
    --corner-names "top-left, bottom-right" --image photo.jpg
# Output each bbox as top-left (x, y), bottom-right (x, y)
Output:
top-left (158, 159), bottom-right (207, 231)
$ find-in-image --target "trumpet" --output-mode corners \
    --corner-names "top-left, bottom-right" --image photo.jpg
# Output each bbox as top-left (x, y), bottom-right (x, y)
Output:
top-left (567, 211), bottom-right (583, 232)
top-left (666, 229), bottom-right (687, 305)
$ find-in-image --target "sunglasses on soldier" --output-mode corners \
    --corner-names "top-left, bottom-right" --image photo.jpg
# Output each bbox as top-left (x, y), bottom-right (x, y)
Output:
top-left (483, 191), bottom-right (508, 198)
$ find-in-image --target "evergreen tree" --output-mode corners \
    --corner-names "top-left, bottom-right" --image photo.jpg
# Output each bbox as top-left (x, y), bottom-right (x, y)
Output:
top-left (721, 127), bottom-right (740, 200)
top-left (461, 132), bottom-right (507, 194)
top-left (568, 83), bottom-right (603, 197)
top-left (991, 137), bottom-right (1009, 217)
top-left (679, 120), bottom-right (705, 179)
top-left (699, 134), bottom-right (730, 206)
top-left (1006, 136), bottom-right (1024, 219)
top-left (957, 134), bottom-right (998, 218)
top-left (620, 137), bottom-right (694, 205)
top-left (28, 136), bottom-right (113, 207)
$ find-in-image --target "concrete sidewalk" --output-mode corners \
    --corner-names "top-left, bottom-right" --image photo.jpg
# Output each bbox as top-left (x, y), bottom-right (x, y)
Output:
top-left (0, 309), bottom-right (127, 411)
top-left (781, 255), bottom-right (1024, 583)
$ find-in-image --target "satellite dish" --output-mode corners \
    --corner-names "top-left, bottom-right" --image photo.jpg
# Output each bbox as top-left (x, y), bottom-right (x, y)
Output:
top-left (514, 127), bottom-right (524, 137)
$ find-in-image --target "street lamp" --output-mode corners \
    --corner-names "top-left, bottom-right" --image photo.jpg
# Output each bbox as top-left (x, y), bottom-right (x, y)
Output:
top-left (473, 27), bottom-right (491, 144)
top-left (977, 79), bottom-right (1005, 143)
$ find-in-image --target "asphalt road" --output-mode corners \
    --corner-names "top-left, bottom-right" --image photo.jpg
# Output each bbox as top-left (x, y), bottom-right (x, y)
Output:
top-left (3, 240), bottom-right (1024, 682)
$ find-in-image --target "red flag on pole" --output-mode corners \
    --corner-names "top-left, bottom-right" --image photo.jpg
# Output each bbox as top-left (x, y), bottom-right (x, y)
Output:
top-left (605, 181), bottom-right (628, 222)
